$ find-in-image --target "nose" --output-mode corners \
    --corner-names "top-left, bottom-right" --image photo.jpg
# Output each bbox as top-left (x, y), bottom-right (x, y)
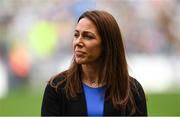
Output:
top-left (74, 36), bottom-right (84, 48)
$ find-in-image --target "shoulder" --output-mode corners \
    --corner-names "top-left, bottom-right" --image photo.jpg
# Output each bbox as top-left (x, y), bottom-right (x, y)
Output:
top-left (129, 76), bottom-right (147, 106)
top-left (42, 71), bottom-right (68, 116)
top-left (48, 71), bottom-right (68, 91)
top-left (129, 76), bottom-right (147, 115)
top-left (129, 76), bottom-right (145, 96)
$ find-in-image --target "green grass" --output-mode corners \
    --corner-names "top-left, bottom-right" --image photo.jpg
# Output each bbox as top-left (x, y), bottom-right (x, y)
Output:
top-left (147, 92), bottom-right (180, 116)
top-left (0, 87), bottom-right (43, 116)
top-left (0, 87), bottom-right (180, 116)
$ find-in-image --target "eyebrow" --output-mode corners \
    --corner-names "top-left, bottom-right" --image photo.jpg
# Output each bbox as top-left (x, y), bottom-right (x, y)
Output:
top-left (75, 30), bottom-right (95, 35)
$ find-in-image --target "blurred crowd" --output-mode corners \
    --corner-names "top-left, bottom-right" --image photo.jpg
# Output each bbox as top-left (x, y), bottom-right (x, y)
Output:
top-left (0, 0), bottom-right (180, 98)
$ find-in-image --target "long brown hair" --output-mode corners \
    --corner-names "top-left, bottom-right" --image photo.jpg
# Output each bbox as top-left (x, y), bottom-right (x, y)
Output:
top-left (49, 10), bottom-right (136, 114)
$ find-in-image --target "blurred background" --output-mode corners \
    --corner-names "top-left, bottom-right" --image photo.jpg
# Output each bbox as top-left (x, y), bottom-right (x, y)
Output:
top-left (0, 0), bottom-right (180, 116)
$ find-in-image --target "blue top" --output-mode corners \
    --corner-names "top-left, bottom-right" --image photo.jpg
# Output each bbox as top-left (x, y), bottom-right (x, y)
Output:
top-left (83, 83), bottom-right (105, 116)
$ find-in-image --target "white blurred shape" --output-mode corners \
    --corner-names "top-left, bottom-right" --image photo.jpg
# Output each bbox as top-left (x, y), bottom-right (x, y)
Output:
top-left (0, 60), bottom-right (8, 98)
top-left (128, 54), bottom-right (175, 93)
top-left (57, 54), bottom-right (72, 72)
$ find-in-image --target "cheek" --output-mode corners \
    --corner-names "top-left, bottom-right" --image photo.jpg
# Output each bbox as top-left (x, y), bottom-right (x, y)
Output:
top-left (89, 44), bottom-right (102, 56)
top-left (72, 40), bottom-right (76, 49)
top-left (96, 48), bottom-right (102, 57)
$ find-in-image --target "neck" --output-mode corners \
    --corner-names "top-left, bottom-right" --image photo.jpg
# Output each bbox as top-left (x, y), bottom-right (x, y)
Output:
top-left (81, 63), bottom-right (100, 83)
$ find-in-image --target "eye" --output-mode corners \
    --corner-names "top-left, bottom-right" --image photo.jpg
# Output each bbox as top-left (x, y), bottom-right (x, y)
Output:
top-left (83, 33), bottom-right (95, 40)
top-left (84, 35), bottom-right (93, 40)
top-left (74, 33), bottom-right (79, 38)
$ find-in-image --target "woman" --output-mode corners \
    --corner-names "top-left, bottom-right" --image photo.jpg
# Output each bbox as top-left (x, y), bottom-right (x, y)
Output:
top-left (41, 10), bottom-right (147, 116)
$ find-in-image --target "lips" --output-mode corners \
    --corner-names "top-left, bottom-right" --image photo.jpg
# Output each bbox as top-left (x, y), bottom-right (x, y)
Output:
top-left (75, 51), bottom-right (86, 57)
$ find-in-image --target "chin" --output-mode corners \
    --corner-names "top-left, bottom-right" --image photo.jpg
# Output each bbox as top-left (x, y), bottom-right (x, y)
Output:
top-left (75, 59), bottom-right (85, 64)
top-left (76, 61), bottom-right (83, 64)
top-left (75, 59), bottom-right (90, 64)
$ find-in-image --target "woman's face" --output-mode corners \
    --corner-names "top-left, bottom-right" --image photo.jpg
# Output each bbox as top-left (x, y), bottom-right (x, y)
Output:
top-left (73, 18), bottom-right (102, 64)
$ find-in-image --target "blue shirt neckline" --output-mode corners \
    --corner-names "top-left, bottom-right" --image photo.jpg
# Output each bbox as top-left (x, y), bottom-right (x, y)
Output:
top-left (83, 83), bottom-right (105, 116)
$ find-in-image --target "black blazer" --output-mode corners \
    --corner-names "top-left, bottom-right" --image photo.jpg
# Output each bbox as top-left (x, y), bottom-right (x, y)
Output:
top-left (41, 77), bottom-right (147, 116)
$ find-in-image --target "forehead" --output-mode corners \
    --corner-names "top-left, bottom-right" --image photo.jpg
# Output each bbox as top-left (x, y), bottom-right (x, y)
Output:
top-left (75, 18), bottom-right (97, 32)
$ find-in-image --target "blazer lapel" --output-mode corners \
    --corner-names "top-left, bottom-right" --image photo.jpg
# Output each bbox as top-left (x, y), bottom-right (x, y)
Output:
top-left (104, 97), bottom-right (126, 116)
top-left (66, 85), bottom-right (87, 116)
